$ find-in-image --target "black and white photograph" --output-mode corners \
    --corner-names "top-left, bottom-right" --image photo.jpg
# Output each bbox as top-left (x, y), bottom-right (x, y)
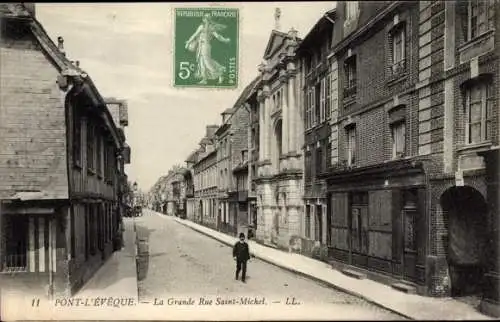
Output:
top-left (0, 1), bottom-right (499, 320)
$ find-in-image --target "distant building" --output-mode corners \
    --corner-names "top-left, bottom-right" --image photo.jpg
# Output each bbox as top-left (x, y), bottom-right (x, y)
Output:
top-left (0, 3), bottom-right (129, 297)
top-left (193, 126), bottom-right (219, 229)
top-left (215, 78), bottom-right (259, 237)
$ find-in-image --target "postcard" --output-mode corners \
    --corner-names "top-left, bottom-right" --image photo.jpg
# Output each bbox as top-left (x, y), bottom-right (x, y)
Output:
top-left (0, 1), bottom-right (499, 321)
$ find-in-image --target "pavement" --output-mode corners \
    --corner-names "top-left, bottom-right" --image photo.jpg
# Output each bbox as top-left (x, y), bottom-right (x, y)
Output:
top-left (167, 211), bottom-right (493, 321)
top-left (1, 218), bottom-right (140, 321)
top-left (75, 218), bottom-right (138, 300)
top-left (135, 209), bottom-right (405, 320)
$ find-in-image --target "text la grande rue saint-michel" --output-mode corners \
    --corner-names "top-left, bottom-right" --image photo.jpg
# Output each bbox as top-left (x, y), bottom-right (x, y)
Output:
top-left (152, 296), bottom-right (301, 306)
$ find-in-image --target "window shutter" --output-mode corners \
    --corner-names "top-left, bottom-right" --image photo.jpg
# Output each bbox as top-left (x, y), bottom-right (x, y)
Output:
top-left (312, 86), bottom-right (316, 125)
top-left (320, 78), bottom-right (326, 121)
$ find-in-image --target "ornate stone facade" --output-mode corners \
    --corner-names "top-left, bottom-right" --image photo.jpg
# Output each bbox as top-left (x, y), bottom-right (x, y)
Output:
top-left (254, 28), bottom-right (304, 249)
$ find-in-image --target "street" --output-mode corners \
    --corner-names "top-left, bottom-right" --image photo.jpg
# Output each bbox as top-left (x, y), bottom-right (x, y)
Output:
top-left (134, 209), bottom-right (406, 320)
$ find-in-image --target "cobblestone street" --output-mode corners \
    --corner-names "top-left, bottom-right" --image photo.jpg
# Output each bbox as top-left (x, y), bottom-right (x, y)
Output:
top-left (134, 210), bottom-right (405, 320)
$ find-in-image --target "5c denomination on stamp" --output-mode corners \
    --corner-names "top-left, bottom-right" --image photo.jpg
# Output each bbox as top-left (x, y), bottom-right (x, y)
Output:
top-left (173, 7), bottom-right (239, 88)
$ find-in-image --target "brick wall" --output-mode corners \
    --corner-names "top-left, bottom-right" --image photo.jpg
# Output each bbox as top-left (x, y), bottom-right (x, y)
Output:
top-left (0, 29), bottom-right (68, 200)
top-left (336, 2), bottom-right (421, 168)
top-left (230, 105), bottom-right (250, 170)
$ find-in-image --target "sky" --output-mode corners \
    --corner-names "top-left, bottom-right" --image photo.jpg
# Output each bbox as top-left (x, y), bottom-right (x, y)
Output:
top-left (36, 2), bottom-right (335, 191)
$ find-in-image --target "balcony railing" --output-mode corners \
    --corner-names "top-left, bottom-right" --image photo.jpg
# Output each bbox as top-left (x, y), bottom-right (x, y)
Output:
top-left (2, 254), bottom-right (27, 272)
top-left (343, 79), bottom-right (357, 98)
top-left (391, 59), bottom-right (406, 77)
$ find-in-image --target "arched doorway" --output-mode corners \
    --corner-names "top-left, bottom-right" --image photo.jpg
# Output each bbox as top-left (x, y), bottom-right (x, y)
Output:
top-left (273, 119), bottom-right (283, 172)
top-left (440, 186), bottom-right (488, 297)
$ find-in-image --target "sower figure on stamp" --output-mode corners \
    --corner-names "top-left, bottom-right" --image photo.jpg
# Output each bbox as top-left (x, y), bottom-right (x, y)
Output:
top-left (233, 233), bottom-right (250, 283)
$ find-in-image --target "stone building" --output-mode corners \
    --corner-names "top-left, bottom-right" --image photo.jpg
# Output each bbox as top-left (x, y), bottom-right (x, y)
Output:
top-left (0, 3), bottom-right (129, 297)
top-left (216, 78), bottom-right (260, 237)
top-left (193, 125), bottom-right (219, 229)
top-left (296, 9), bottom-right (336, 258)
top-left (184, 154), bottom-right (197, 221)
top-left (253, 13), bottom-right (304, 249)
top-left (215, 109), bottom-right (235, 234)
top-left (314, 0), bottom-right (499, 315)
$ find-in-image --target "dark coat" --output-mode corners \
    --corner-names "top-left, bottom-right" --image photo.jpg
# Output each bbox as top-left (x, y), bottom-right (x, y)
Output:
top-left (233, 241), bottom-right (250, 261)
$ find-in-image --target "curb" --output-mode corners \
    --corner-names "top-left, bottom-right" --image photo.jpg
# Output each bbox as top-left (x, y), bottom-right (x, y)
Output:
top-left (173, 218), bottom-right (413, 320)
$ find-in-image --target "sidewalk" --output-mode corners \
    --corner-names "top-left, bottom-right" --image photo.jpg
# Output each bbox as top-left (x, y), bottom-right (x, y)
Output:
top-left (171, 215), bottom-right (492, 320)
top-left (75, 218), bottom-right (138, 300)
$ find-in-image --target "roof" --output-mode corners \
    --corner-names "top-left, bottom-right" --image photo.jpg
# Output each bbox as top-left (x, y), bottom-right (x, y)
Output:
top-left (297, 8), bottom-right (336, 54)
top-left (222, 108), bottom-right (235, 115)
top-left (0, 4), bottom-right (126, 201)
top-left (5, 4), bottom-right (124, 149)
top-left (185, 150), bottom-right (199, 163)
top-left (235, 76), bottom-right (260, 107)
top-left (263, 29), bottom-right (302, 60)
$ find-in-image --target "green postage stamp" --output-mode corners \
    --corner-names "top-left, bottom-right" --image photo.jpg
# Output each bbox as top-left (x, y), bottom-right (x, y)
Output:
top-left (173, 7), bottom-right (239, 88)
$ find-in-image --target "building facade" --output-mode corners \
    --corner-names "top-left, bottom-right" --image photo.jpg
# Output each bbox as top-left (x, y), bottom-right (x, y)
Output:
top-left (193, 126), bottom-right (219, 229)
top-left (215, 110), bottom-right (235, 234)
top-left (247, 82), bottom-right (261, 239)
top-left (0, 3), bottom-right (129, 297)
top-left (297, 9), bottom-right (336, 258)
top-left (313, 1), bottom-right (499, 314)
top-left (254, 24), bottom-right (304, 249)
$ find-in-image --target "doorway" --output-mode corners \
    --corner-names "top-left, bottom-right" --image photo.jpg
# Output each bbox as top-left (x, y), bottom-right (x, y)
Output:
top-left (440, 186), bottom-right (488, 298)
top-left (350, 192), bottom-right (368, 267)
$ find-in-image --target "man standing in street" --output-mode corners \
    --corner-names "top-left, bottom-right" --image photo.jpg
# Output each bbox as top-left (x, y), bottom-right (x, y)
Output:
top-left (233, 233), bottom-right (250, 283)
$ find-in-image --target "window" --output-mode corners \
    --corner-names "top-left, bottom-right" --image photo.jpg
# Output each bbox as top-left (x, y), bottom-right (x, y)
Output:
top-left (390, 25), bottom-right (406, 76)
top-left (315, 82), bottom-right (321, 124)
top-left (391, 121), bottom-right (406, 159)
top-left (305, 205), bottom-right (311, 238)
top-left (96, 131), bottom-right (103, 176)
top-left (87, 123), bottom-right (95, 171)
top-left (465, 0), bottom-right (494, 41)
top-left (305, 149), bottom-right (312, 182)
top-left (73, 109), bottom-right (81, 166)
top-left (345, 1), bottom-right (359, 20)
top-left (305, 87), bottom-right (314, 129)
top-left (2, 215), bottom-right (28, 271)
top-left (320, 77), bottom-right (326, 122)
top-left (465, 81), bottom-right (493, 144)
top-left (325, 73), bottom-right (331, 120)
top-left (346, 125), bottom-right (356, 165)
top-left (315, 145), bottom-right (323, 176)
top-left (344, 56), bottom-right (357, 98)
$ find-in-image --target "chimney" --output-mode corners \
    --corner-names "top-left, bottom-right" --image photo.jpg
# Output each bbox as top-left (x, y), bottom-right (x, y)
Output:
top-left (57, 36), bottom-right (66, 56)
top-left (76, 61), bottom-right (80, 67)
top-left (23, 3), bottom-right (35, 17)
top-left (206, 125), bottom-right (219, 138)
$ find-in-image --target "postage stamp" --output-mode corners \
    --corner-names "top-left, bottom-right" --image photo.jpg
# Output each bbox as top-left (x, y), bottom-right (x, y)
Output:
top-left (173, 7), bottom-right (239, 88)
